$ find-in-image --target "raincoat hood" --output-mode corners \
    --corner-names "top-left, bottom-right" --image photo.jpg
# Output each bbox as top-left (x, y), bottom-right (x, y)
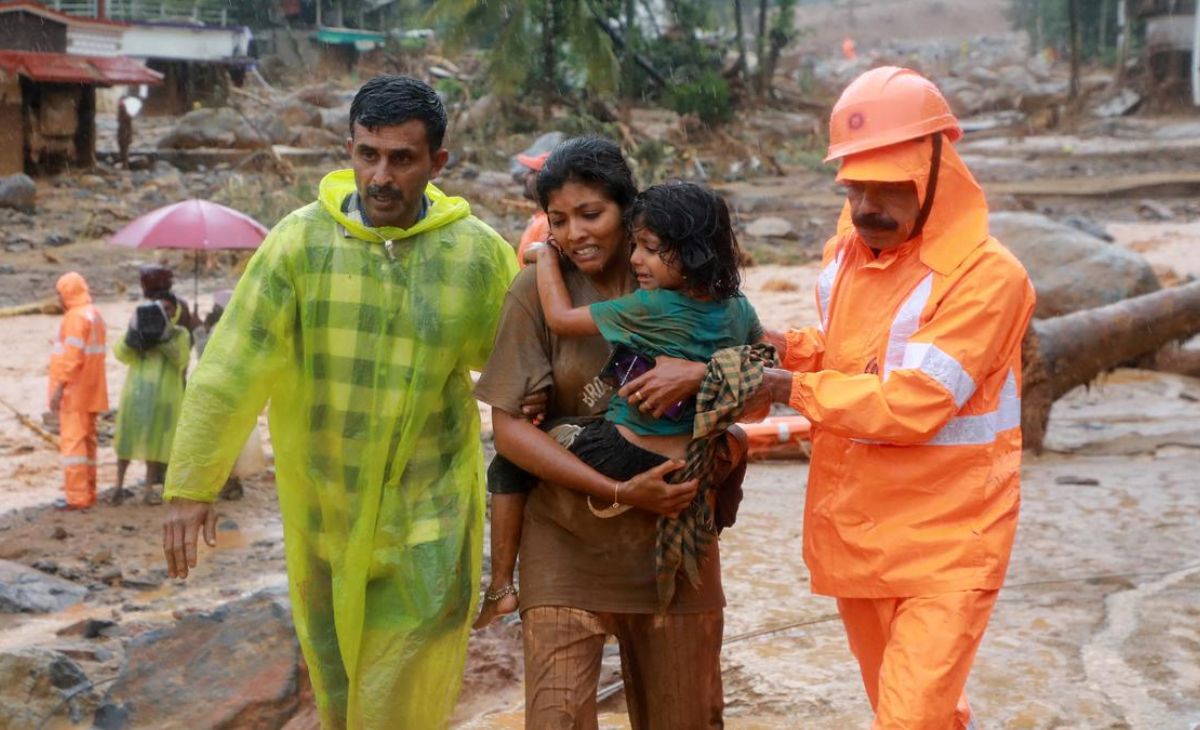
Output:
top-left (836, 134), bottom-right (989, 276)
top-left (56, 272), bottom-right (92, 309)
top-left (318, 169), bottom-right (470, 242)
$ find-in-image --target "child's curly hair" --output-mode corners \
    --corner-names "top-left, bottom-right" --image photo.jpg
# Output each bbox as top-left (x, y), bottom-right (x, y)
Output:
top-left (627, 181), bottom-right (743, 300)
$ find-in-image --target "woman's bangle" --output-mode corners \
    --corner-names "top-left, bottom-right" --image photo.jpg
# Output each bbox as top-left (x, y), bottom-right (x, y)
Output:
top-left (612, 480), bottom-right (621, 509)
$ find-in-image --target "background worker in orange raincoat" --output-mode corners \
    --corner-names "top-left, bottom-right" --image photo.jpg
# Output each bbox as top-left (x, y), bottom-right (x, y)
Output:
top-left (756, 67), bottom-right (1036, 729)
top-left (513, 149), bottom-right (550, 266)
top-left (48, 272), bottom-right (109, 510)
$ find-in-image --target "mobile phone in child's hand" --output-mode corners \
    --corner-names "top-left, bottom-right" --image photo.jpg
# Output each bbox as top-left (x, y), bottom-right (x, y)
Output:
top-left (599, 344), bottom-right (689, 419)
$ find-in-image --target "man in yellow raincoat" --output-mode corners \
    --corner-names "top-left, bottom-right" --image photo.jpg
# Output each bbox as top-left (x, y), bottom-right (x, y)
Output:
top-left (48, 272), bottom-right (108, 510)
top-left (161, 75), bottom-right (518, 728)
top-left (757, 67), bottom-right (1036, 728)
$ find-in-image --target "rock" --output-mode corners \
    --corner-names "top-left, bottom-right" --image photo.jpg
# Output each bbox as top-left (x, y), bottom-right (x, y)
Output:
top-left (0, 559), bottom-right (87, 613)
top-left (1137, 200), bottom-right (1174, 221)
top-left (290, 126), bottom-right (344, 149)
top-left (1062, 216), bottom-right (1113, 242)
top-left (0, 648), bottom-right (97, 728)
top-left (1055, 475), bottom-right (1101, 486)
top-left (320, 104), bottom-right (351, 135)
top-left (44, 233), bottom-right (71, 247)
top-left (288, 82), bottom-right (348, 109)
top-left (277, 99), bottom-right (324, 130)
top-left (746, 217), bottom-right (797, 240)
top-left (158, 107), bottom-right (270, 150)
top-left (56, 618), bottom-right (117, 639)
top-left (31, 559), bottom-right (59, 574)
top-left (1091, 88), bottom-right (1141, 118)
top-left (99, 592), bottom-right (303, 728)
top-left (989, 212), bottom-right (1160, 318)
top-left (0, 173), bottom-right (36, 212)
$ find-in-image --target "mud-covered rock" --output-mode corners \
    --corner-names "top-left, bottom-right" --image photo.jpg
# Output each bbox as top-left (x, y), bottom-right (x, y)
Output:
top-left (158, 108), bottom-right (270, 150)
top-left (0, 173), bottom-right (36, 212)
top-left (0, 648), bottom-right (97, 728)
top-left (746, 216), bottom-right (797, 240)
top-left (990, 212), bottom-right (1160, 318)
top-left (97, 591), bottom-right (303, 728)
top-left (0, 559), bottom-right (87, 613)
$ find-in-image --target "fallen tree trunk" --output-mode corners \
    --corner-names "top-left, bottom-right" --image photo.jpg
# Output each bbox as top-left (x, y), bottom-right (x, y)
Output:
top-left (1022, 281), bottom-right (1200, 451)
top-left (0, 298), bottom-right (62, 318)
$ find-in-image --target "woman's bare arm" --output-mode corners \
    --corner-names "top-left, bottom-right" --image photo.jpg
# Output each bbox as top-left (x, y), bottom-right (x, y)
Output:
top-left (535, 247), bottom-right (601, 337)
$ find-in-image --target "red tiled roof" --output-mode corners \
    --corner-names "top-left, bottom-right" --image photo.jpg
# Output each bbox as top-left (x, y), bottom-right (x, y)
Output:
top-left (0, 1), bottom-right (130, 29)
top-left (0, 50), bottom-right (162, 85)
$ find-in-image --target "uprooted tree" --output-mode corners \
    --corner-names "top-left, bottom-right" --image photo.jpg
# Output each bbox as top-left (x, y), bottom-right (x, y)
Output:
top-left (1022, 280), bottom-right (1200, 451)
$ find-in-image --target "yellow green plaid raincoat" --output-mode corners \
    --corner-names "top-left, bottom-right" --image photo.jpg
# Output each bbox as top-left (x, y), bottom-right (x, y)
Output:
top-left (163, 170), bottom-right (517, 728)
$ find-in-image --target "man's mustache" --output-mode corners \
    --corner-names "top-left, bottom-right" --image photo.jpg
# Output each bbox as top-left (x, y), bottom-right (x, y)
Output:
top-left (852, 212), bottom-right (899, 232)
top-left (366, 185), bottom-right (402, 200)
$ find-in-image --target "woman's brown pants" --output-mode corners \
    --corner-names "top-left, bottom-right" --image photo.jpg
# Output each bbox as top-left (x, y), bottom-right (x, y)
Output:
top-left (522, 605), bottom-right (724, 729)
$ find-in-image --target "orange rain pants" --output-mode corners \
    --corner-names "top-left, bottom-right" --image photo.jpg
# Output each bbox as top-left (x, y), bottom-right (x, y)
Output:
top-left (59, 411), bottom-right (99, 508)
top-left (838, 590), bottom-right (997, 730)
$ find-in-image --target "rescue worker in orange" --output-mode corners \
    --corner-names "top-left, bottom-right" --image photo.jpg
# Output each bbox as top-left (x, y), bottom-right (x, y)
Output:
top-left (756, 67), bottom-right (1036, 729)
top-left (48, 272), bottom-right (109, 510)
top-left (513, 150), bottom-right (550, 266)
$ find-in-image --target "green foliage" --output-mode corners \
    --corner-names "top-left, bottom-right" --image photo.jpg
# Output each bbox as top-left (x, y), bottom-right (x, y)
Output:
top-left (666, 69), bottom-right (734, 125)
top-left (427, 0), bottom-right (617, 100)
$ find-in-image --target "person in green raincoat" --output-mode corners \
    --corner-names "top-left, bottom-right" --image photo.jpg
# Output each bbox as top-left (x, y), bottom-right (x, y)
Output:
top-left (111, 295), bottom-right (189, 506)
top-left (160, 76), bottom-right (518, 729)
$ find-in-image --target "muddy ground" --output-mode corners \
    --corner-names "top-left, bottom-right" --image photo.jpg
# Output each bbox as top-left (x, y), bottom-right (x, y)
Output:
top-left (2, 99), bottom-right (1200, 727)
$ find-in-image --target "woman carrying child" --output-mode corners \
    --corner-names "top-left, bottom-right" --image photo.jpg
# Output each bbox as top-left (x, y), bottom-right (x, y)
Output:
top-left (474, 136), bottom-right (765, 729)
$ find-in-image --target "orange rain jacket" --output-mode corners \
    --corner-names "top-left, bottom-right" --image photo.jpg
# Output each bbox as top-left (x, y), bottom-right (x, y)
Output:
top-left (783, 136), bottom-right (1036, 598)
top-left (49, 273), bottom-right (108, 413)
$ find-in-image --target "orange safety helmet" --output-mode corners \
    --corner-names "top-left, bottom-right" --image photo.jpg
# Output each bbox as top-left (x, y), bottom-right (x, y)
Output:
top-left (825, 66), bottom-right (962, 162)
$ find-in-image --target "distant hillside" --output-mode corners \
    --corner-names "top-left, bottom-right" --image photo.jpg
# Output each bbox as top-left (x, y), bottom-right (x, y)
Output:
top-left (792, 0), bottom-right (1012, 53)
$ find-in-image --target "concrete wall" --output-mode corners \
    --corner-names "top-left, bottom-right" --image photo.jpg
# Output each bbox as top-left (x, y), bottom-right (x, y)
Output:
top-left (121, 24), bottom-right (248, 62)
top-left (66, 26), bottom-right (124, 57)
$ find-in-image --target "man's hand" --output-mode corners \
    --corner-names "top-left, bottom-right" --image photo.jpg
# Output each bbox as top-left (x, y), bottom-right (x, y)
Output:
top-left (617, 460), bottom-right (698, 518)
top-left (163, 497), bottom-right (218, 579)
top-left (519, 388), bottom-right (550, 426)
top-left (619, 356), bottom-right (706, 418)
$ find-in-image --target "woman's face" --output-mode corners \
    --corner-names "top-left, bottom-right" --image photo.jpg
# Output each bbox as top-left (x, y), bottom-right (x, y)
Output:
top-left (544, 181), bottom-right (627, 277)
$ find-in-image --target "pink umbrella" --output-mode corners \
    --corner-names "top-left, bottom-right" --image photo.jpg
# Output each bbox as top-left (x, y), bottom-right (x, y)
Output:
top-left (110, 199), bottom-right (270, 303)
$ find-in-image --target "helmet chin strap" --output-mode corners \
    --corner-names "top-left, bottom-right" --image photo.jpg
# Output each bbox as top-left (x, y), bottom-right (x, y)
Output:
top-left (907, 132), bottom-right (942, 242)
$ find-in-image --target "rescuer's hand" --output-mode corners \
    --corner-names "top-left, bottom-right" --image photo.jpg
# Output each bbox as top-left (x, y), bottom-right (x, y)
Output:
top-left (163, 497), bottom-right (218, 579)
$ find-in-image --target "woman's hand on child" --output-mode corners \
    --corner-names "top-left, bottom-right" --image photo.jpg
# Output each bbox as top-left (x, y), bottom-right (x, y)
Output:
top-left (619, 356), bottom-right (706, 418)
top-left (619, 460), bottom-right (698, 518)
top-left (519, 388), bottom-right (549, 426)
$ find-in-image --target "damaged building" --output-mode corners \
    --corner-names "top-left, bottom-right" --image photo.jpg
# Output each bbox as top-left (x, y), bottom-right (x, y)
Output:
top-left (0, 1), bottom-right (161, 175)
top-left (1134, 0), bottom-right (1200, 103)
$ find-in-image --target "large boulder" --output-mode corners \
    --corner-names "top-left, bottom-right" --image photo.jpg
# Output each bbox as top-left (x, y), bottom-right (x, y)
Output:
top-left (97, 591), bottom-right (303, 729)
top-left (0, 559), bottom-right (87, 613)
top-left (158, 107), bottom-right (270, 150)
top-left (990, 212), bottom-right (1160, 318)
top-left (0, 648), bottom-right (97, 728)
top-left (0, 173), bottom-right (37, 212)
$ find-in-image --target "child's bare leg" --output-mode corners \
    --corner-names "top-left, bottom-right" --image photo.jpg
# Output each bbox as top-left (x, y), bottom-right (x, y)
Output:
top-left (473, 491), bottom-right (525, 629)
